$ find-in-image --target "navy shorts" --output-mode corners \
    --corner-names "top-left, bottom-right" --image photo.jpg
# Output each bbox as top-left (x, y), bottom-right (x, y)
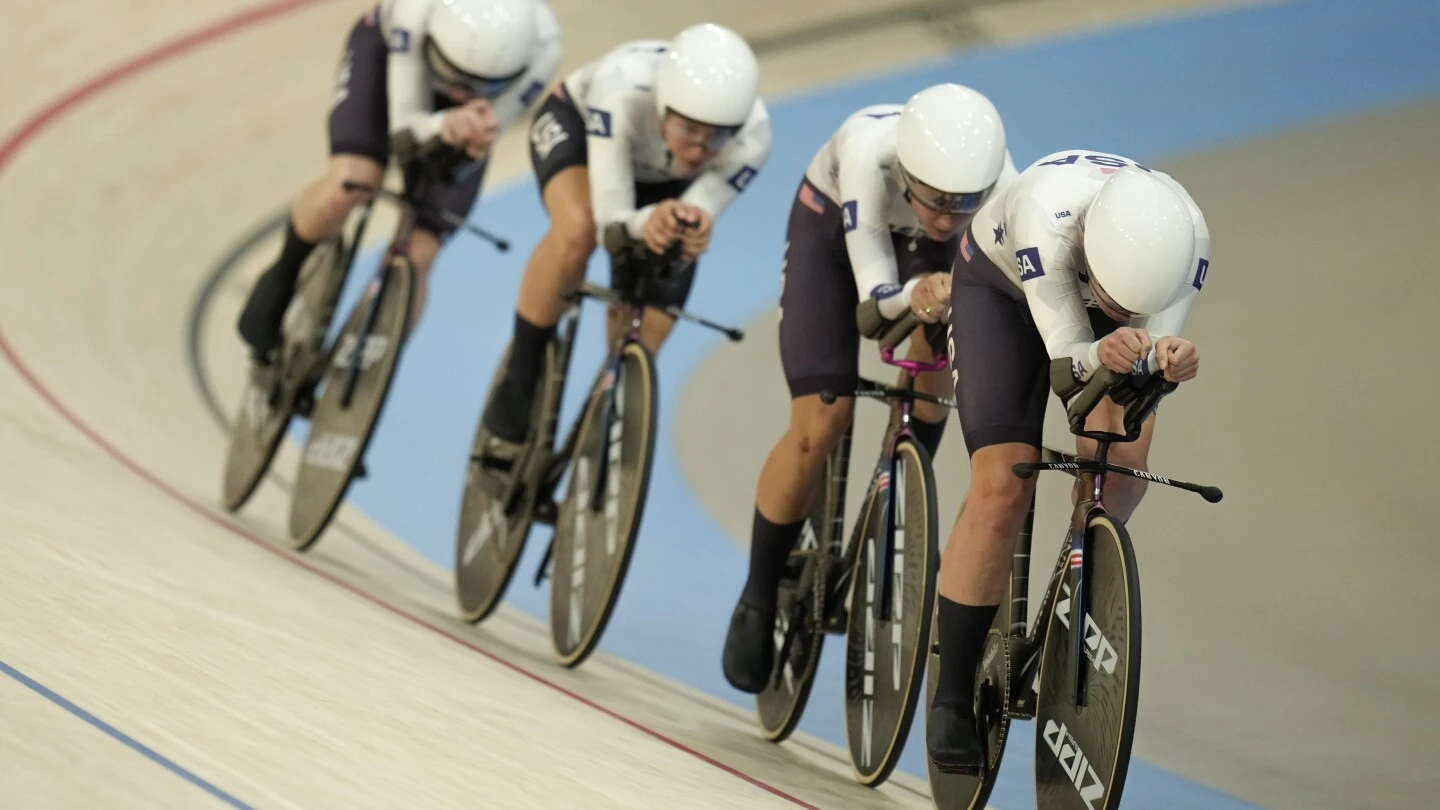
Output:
top-left (327, 9), bottom-right (487, 240)
top-left (778, 178), bottom-right (956, 400)
top-left (945, 226), bottom-right (1121, 455)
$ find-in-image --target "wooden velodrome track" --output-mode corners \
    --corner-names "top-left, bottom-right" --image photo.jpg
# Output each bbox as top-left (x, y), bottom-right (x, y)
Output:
top-left (11, 0), bottom-right (1427, 808)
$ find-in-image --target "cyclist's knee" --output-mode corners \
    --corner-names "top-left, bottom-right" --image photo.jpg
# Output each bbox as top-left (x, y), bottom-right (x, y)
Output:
top-left (306, 155), bottom-right (381, 227)
top-left (965, 445), bottom-right (1038, 535)
top-left (789, 395), bottom-right (853, 456)
top-left (547, 215), bottom-right (596, 273)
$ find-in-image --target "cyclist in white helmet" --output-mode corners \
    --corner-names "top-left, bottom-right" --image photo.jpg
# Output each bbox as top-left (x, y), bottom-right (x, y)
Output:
top-left (927, 151), bottom-right (1210, 773)
top-left (236, 0), bottom-right (562, 372)
top-left (720, 83), bottom-right (1018, 694)
top-left (476, 23), bottom-right (772, 470)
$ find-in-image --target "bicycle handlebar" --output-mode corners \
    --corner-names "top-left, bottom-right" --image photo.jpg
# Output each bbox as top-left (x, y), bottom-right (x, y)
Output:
top-left (818, 378), bottom-right (956, 409)
top-left (1049, 359), bottom-right (1177, 443)
top-left (339, 182), bottom-right (509, 251)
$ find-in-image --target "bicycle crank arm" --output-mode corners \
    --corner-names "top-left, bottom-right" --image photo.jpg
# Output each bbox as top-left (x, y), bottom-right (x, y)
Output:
top-left (1012, 459), bottom-right (1222, 502)
top-left (533, 537), bottom-right (555, 586)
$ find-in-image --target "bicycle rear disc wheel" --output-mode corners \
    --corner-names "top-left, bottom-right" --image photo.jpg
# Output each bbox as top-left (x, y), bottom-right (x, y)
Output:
top-left (844, 437), bottom-right (939, 787)
top-left (220, 240), bottom-right (343, 512)
top-left (287, 259), bottom-right (412, 551)
top-left (548, 341), bottom-right (657, 667)
top-left (755, 428), bottom-right (848, 742)
top-left (455, 341), bottom-right (563, 623)
top-left (1034, 513), bottom-right (1141, 810)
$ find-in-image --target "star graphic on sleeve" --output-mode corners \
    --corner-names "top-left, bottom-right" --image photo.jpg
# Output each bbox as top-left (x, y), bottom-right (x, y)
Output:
top-left (993, 225), bottom-right (1006, 246)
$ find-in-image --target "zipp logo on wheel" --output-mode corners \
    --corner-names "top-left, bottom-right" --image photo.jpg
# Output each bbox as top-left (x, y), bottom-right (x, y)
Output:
top-left (460, 498), bottom-right (506, 566)
top-left (1043, 718), bottom-right (1107, 809)
top-left (1056, 582), bottom-right (1119, 676)
top-left (332, 333), bottom-right (390, 371)
top-left (304, 431), bottom-right (358, 472)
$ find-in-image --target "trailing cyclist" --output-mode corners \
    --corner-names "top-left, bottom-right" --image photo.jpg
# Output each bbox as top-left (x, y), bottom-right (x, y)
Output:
top-left (235, 0), bottom-right (562, 386)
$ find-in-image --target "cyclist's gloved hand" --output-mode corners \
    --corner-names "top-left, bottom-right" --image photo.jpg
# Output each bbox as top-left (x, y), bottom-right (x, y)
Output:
top-left (1097, 327), bottom-right (1153, 374)
top-left (440, 99), bottom-right (498, 159)
top-left (643, 200), bottom-right (702, 257)
top-left (1155, 336), bottom-right (1199, 383)
top-left (679, 208), bottom-right (711, 262)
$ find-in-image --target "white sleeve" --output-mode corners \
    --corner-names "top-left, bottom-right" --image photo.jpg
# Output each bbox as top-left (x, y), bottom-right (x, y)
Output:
top-left (583, 77), bottom-right (641, 240)
top-left (1011, 198), bottom-right (1105, 379)
top-left (383, 0), bottom-right (447, 143)
top-left (835, 144), bottom-right (908, 318)
top-left (678, 108), bottom-right (772, 225)
top-left (488, 6), bottom-right (562, 132)
top-left (1131, 210), bottom-right (1211, 373)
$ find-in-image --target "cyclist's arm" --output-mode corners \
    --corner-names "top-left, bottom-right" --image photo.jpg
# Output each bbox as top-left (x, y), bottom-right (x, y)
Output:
top-left (382, 0), bottom-right (447, 143)
top-left (488, 4), bottom-right (563, 132)
top-left (677, 106), bottom-right (773, 220)
top-left (837, 147), bottom-right (908, 320)
top-left (584, 81), bottom-right (644, 241)
top-left (1130, 214), bottom-right (1211, 373)
top-left (1011, 198), bottom-right (1104, 380)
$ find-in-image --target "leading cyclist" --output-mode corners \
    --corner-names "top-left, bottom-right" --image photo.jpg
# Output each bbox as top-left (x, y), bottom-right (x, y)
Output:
top-left (927, 151), bottom-right (1212, 772)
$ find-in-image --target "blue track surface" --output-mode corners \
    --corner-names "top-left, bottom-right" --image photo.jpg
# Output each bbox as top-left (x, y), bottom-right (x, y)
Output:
top-left (301, 0), bottom-right (1440, 805)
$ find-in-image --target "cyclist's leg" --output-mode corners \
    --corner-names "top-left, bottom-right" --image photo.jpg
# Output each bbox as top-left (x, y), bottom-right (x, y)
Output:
top-left (401, 158), bottom-right (489, 335)
top-left (238, 12), bottom-right (386, 362)
top-left (481, 89), bottom-right (594, 448)
top-left (927, 228), bottom-right (1048, 769)
top-left (723, 178), bottom-right (855, 693)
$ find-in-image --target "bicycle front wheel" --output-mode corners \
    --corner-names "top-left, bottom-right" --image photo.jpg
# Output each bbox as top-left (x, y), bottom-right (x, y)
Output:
top-left (844, 436), bottom-right (939, 787)
top-left (1034, 513), bottom-right (1141, 810)
top-left (548, 340), bottom-right (657, 668)
top-left (287, 257), bottom-right (412, 551)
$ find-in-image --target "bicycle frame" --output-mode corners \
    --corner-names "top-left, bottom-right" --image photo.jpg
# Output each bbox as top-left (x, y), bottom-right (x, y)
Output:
top-left (1007, 365), bottom-right (1222, 713)
top-left (870, 342), bottom-right (948, 624)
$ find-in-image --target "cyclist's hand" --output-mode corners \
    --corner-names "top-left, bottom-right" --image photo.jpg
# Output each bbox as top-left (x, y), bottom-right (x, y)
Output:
top-left (1097, 327), bottom-right (1153, 373)
top-left (1155, 336), bottom-right (1199, 382)
top-left (642, 199), bottom-right (702, 256)
top-left (910, 272), bottom-right (951, 324)
top-left (680, 208), bottom-right (712, 261)
top-left (440, 100), bottom-right (499, 159)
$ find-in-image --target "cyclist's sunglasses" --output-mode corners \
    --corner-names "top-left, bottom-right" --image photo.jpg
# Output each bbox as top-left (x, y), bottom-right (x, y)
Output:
top-left (424, 38), bottom-right (524, 100)
top-left (901, 167), bottom-right (994, 215)
top-left (661, 108), bottom-right (741, 153)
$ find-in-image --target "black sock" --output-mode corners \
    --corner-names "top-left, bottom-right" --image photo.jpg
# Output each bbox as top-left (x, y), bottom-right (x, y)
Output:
top-left (484, 313), bottom-right (555, 442)
top-left (272, 218), bottom-right (318, 291)
top-left (910, 415), bottom-right (947, 460)
top-left (237, 218), bottom-right (317, 357)
top-left (740, 508), bottom-right (806, 611)
top-left (934, 597), bottom-right (1000, 711)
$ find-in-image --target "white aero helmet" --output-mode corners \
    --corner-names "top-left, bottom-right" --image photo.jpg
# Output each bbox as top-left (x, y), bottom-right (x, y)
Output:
top-left (656, 23), bottom-right (760, 130)
top-left (424, 0), bottom-right (538, 99)
top-left (895, 83), bottom-right (1007, 214)
top-left (1083, 167), bottom-right (1197, 316)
